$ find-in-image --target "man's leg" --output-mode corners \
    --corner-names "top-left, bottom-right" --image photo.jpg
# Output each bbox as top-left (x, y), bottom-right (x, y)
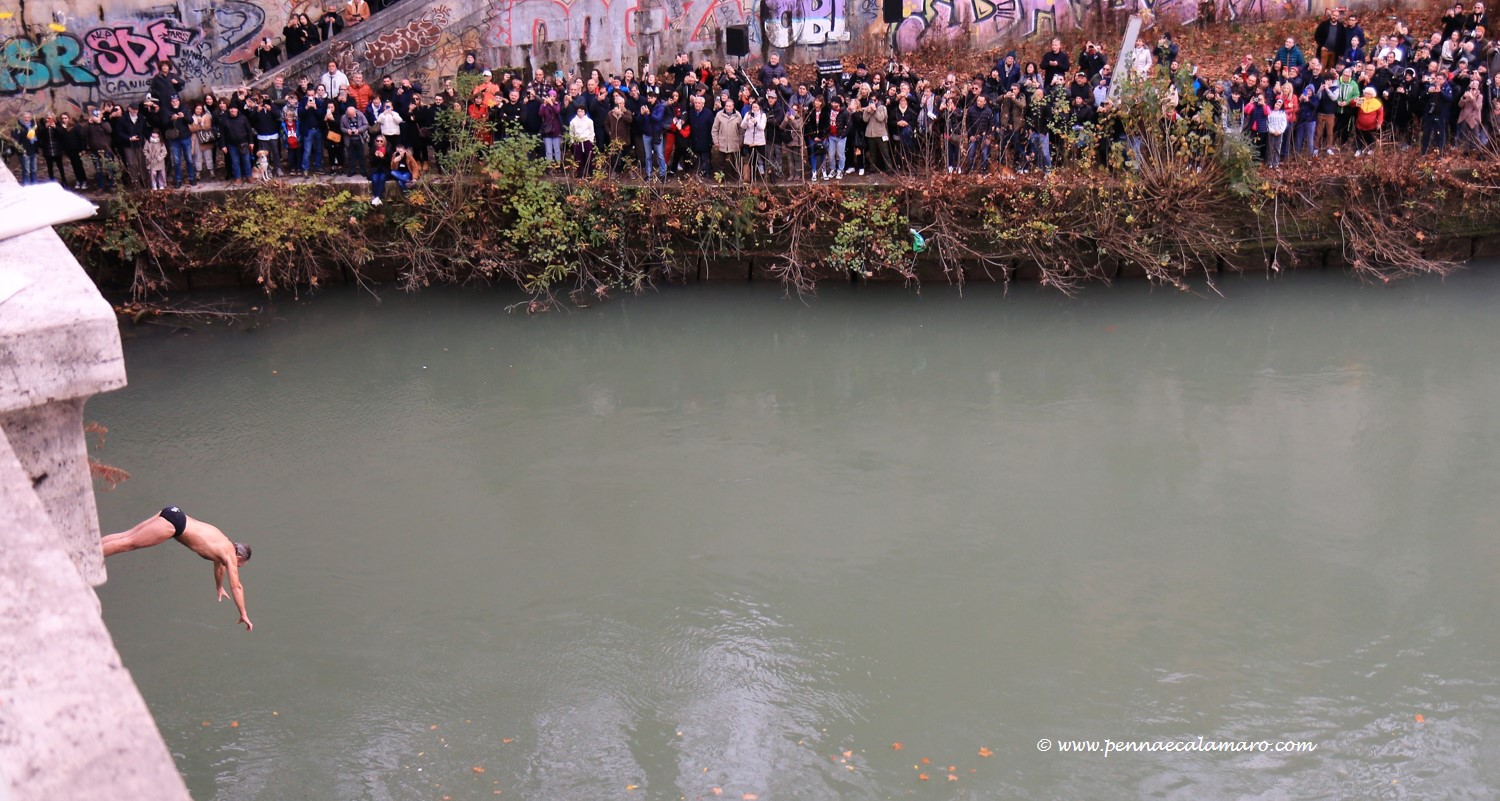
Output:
top-left (101, 513), bottom-right (177, 556)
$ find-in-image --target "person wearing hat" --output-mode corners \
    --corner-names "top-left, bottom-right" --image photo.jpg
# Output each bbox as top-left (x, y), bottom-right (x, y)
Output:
top-left (113, 102), bottom-right (150, 187)
top-left (1351, 86), bottom-right (1384, 155)
top-left (458, 51), bottom-right (482, 75)
top-left (1068, 70), bottom-right (1094, 108)
top-left (474, 70), bottom-right (499, 107)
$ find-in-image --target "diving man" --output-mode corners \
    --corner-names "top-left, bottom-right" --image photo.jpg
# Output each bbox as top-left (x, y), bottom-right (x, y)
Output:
top-left (102, 506), bottom-right (253, 632)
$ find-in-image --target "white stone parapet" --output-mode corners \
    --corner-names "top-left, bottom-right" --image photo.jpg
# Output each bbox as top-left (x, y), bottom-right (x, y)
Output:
top-left (0, 164), bottom-right (191, 801)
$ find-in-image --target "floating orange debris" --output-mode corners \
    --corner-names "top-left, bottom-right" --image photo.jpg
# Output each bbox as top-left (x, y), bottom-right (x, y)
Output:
top-left (920, 757), bottom-right (931, 765)
top-left (743, 794), bottom-right (759, 800)
top-left (891, 742), bottom-right (903, 750)
top-left (948, 774), bottom-right (958, 782)
top-left (918, 773), bottom-right (930, 781)
top-left (947, 765), bottom-right (956, 772)
top-left (472, 766), bottom-right (485, 774)
top-left (978, 746), bottom-right (994, 757)
top-left (200, 721), bottom-right (211, 727)
top-left (710, 787), bottom-right (723, 796)
top-left (1415, 714), bottom-right (1425, 723)
top-left (229, 721), bottom-right (239, 728)
top-left (625, 785), bottom-right (638, 791)
top-left (842, 750), bottom-right (853, 758)
top-left (502, 737), bottom-right (514, 744)
top-left (430, 725), bottom-right (438, 730)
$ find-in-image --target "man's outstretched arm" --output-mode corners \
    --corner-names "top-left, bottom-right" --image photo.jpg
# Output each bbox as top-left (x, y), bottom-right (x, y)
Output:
top-left (225, 560), bottom-right (252, 632)
top-left (214, 563), bottom-right (228, 602)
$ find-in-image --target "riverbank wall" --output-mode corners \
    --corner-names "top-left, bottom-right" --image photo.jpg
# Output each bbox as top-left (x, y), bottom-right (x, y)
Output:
top-left (65, 156), bottom-right (1500, 303)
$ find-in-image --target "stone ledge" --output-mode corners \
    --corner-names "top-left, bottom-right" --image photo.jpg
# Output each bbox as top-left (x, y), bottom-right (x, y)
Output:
top-left (0, 165), bottom-right (127, 585)
top-left (0, 168), bottom-right (126, 417)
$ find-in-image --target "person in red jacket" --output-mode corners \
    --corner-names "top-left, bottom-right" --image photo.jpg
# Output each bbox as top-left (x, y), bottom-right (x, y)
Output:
top-left (1352, 86), bottom-right (1384, 155)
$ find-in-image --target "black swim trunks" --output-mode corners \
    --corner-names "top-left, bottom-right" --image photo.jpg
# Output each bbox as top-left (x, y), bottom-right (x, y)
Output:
top-left (159, 505), bottom-right (187, 539)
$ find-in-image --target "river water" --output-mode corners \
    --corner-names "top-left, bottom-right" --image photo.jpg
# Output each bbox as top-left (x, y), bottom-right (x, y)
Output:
top-left (91, 272), bottom-right (1500, 800)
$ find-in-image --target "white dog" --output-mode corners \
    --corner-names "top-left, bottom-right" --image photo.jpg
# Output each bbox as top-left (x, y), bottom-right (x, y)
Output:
top-left (252, 150), bottom-right (271, 183)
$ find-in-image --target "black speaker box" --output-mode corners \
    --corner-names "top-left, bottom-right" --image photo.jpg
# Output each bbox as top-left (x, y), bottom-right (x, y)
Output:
top-left (883, 0), bottom-right (903, 23)
top-left (726, 25), bottom-right (750, 57)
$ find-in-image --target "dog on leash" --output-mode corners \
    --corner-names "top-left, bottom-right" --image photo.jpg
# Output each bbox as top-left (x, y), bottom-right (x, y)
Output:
top-left (252, 150), bottom-right (272, 183)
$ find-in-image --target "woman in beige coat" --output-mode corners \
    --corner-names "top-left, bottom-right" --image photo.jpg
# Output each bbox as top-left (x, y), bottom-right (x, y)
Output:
top-left (861, 100), bottom-right (891, 173)
top-left (711, 100), bottom-right (743, 180)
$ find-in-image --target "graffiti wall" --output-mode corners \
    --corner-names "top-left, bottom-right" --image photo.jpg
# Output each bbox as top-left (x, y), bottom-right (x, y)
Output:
top-left (1, 0), bottom-right (1328, 111)
top-left (1, 0), bottom-right (292, 104)
top-left (891, 0), bottom-right (1311, 53)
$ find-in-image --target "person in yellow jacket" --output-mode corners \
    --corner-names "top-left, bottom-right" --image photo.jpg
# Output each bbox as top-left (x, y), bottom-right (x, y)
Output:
top-left (1352, 86), bottom-right (1384, 156)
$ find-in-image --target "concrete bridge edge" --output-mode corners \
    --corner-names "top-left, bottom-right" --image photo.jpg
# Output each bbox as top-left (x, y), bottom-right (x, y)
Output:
top-left (0, 163), bottom-right (192, 801)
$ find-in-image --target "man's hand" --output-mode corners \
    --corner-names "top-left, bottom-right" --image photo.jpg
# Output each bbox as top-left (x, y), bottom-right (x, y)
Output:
top-left (238, 614), bottom-right (254, 632)
top-left (218, 586), bottom-right (230, 602)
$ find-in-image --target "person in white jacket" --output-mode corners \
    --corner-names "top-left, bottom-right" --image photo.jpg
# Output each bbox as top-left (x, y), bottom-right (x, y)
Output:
top-left (740, 101), bottom-right (767, 177)
top-left (375, 103), bottom-right (403, 137)
top-left (568, 105), bottom-right (595, 177)
top-left (1131, 43), bottom-right (1153, 77)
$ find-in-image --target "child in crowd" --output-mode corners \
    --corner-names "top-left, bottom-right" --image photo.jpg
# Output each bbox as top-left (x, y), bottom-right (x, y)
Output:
top-left (144, 131), bottom-right (168, 190)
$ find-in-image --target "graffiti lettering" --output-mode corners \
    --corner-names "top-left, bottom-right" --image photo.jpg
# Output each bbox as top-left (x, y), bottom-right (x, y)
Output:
top-left (85, 19), bottom-right (198, 78)
top-left (365, 6), bottom-right (454, 68)
top-left (765, 0), bottom-right (849, 46)
top-left (487, 0), bottom-right (634, 66)
top-left (102, 77), bottom-right (153, 96)
top-left (204, 0), bottom-right (268, 65)
top-left (0, 35), bottom-right (99, 95)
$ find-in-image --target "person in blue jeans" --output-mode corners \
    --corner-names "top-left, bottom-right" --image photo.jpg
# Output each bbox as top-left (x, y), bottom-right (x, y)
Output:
top-left (13, 112), bottom-right (39, 184)
top-left (163, 96), bottom-right (196, 186)
top-left (298, 94), bottom-right (326, 174)
top-left (217, 104), bottom-right (254, 182)
top-left (368, 136), bottom-right (411, 206)
top-left (638, 97), bottom-right (668, 180)
top-left (826, 99), bottom-right (848, 178)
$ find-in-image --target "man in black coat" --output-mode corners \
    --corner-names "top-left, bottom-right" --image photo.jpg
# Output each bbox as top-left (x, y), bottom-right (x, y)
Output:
top-left (1041, 39), bottom-right (1071, 90)
top-left (112, 103), bottom-right (149, 186)
top-left (217, 104), bottom-right (255, 181)
top-left (686, 93), bottom-right (716, 176)
top-left (148, 61), bottom-right (184, 106)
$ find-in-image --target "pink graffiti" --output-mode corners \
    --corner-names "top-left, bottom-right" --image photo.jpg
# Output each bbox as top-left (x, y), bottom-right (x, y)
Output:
top-left (364, 6), bottom-right (453, 68)
top-left (689, 0), bottom-right (750, 48)
top-left (486, 0), bottom-right (636, 56)
top-left (85, 19), bottom-right (198, 78)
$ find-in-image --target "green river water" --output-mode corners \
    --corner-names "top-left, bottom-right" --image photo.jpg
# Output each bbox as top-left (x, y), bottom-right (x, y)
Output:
top-left (91, 273), bottom-right (1500, 800)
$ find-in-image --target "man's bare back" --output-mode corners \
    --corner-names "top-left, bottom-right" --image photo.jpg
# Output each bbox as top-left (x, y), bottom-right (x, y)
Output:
top-left (102, 506), bottom-right (254, 631)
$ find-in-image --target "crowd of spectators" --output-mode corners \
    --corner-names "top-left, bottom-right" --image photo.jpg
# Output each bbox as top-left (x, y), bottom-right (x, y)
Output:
top-left (6, 4), bottom-right (1500, 201)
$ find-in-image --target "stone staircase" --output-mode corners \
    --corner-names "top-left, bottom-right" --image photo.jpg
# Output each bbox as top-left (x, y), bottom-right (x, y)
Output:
top-left (216, 0), bottom-right (437, 95)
